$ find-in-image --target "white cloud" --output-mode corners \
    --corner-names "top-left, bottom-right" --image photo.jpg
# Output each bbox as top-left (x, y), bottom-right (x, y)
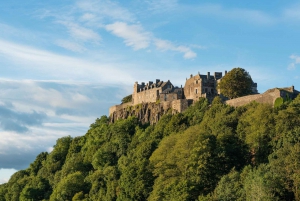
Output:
top-left (0, 169), bottom-right (17, 184)
top-left (154, 39), bottom-right (197, 59)
top-left (147, 0), bottom-right (178, 12)
top-left (288, 54), bottom-right (300, 70)
top-left (80, 13), bottom-right (97, 22)
top-left (76, 0), bottom-right (135, 23)
top-left (283, 5), bottom-right (300, 21)
top-left (55, 39), bottom-right (86, 52)
top-left (187, 4), bottom-right (274, 25)
top-left (59, 22), bottom-right (101, 43)
top-left (0, 39), bottom-right (134, 84)
top-left (0, 79), bottom-right (129, 172)
top-left (106, 22), bottom-right (151, 50)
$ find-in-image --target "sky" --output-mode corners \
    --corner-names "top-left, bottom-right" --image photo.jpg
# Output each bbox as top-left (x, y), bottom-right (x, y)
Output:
top-left (0, 0), bottom-right (300, 184)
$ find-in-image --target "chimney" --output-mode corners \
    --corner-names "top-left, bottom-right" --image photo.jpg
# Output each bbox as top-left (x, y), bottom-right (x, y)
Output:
top-left (225, 70), bottom-right (227, 75)
top-left (190, 74), bottom-right (193, 78)
top-left (207, 72), bottom-right (210, 79)
top-left (156, 79), bottom-right (160, 84)
top-left (149, 81), bottom-right (153, 85)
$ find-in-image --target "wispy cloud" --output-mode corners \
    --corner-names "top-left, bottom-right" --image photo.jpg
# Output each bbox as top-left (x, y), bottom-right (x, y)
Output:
top-left (0, 39), bottom-right (134, 84)
top-left (0, 80), bottom-right (128, 170)
top-left (55, 39), bottom-right (86, 52)
top-left (146, 0), bottom-right (178, 13)
top-left (76, 0), bottom-right (135, 23)
top-left (154, 39), bottom-right (197, 59)
top-left (283, 4), bottom-right (300, 21)
top-left (59, 21), bottom-right (101, 43)
top-left (0, 104), bottom-right (46, 133)
top-left (186, 4), bottom-right (275, 25)
top-left (106, 22), bottom-right (151, 50)
top-left (288, 54), bottom-right (300, 70)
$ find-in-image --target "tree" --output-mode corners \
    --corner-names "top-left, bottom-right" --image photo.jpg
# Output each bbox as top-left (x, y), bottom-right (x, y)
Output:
top-left (121, 94), bottom-right (132, 104)
top-left (218, 67), bottom-right (254, 99)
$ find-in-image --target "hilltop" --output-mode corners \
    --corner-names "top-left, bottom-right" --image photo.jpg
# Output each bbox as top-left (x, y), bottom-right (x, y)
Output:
top-left (1, 94), bottom-right (300, 200)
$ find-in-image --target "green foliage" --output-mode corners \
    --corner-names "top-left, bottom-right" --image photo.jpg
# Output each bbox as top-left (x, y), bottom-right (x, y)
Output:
top-left (121, 94), bottom-right (132, 104)
top-left (237, 102), bottom-right (275, 165)
top-left (3, 96), bottom-right (300, 200)
top-left (183, 97), bottom-right (209, 126)
top-left (218, 67), bottom-right (254, 99)
top-left (19, 177), bottom-right (51, 201)
top-left (50, 171), bottom-right (88, 201)
top-left (274, 97), bottom-right (284, 108)
top-left (213, 169), bottom-right (244, 201)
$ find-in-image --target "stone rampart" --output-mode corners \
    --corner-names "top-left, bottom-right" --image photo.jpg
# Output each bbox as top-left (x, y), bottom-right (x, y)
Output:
top-left (109, 102), bottom-right (133, 116)
top-left (226, 89), bottom-right (281, 107)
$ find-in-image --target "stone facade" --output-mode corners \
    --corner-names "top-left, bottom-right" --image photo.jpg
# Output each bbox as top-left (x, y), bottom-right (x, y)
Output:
top-left (226, 86), bottom-right (299, 107)
top-left (132, 79), bottom-right (177, 105)
top-left (184, 72), bottom-right (223, 103)
top-left (109, 71), bottom-right (261, 122)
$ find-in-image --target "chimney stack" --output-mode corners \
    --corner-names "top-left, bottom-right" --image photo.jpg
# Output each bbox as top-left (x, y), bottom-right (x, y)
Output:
top-left (207, 72), bottom-right (210, 79)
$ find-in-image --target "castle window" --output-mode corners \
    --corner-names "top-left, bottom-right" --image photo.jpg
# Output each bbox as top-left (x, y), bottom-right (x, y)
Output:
top-left (195, 89), bottom-right (198, 94)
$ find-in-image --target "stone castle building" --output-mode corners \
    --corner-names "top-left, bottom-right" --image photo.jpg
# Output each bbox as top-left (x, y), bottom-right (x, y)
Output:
top-left (109, 70), bottom-right (299, 123)
top-left (132, 79), bottom-right (184, 105)
top-left (110, 71), bottom-right (255, 116)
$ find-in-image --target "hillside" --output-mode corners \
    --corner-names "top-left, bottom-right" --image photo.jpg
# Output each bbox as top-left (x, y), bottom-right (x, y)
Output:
top-left (0, 96), bottom-right (300, 201)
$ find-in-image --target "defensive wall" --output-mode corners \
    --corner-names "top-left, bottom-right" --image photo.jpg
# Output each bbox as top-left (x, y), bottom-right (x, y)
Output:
top-left (226, 86), bottom-right (297, 107)
top-left (109, 102), bottom-right (133, 116)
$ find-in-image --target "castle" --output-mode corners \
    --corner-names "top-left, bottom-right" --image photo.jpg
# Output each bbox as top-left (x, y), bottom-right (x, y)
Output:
top-left (109, 71), bottom-right (299, 123)
top-left (109, 71), bottom-right (258, 116)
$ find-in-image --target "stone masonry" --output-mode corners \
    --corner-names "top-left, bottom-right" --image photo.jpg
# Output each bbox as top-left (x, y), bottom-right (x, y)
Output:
top-left (109, 70), bottom-right (266, 123)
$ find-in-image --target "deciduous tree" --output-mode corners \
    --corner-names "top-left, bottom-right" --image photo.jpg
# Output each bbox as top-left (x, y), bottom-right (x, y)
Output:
top-left (218, 68), bottom-right (254, 99)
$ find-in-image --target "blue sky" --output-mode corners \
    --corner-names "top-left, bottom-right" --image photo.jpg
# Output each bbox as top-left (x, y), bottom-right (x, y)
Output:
top-left (0, 0), bottom-right (300, 183)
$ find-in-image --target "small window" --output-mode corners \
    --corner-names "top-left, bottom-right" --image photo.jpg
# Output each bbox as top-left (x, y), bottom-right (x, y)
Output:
top-left (195, 89), bottom-right (198, 94)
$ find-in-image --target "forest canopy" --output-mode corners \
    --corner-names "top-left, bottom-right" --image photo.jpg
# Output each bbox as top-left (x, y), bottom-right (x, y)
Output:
top-left (1, 95), bottom-right (300, 201)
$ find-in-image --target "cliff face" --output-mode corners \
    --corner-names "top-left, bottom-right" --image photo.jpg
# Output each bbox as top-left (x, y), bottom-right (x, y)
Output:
top-left (109, 102), bottom-right (175, 124)
top-left (109, 99), bottom-right (192, 124)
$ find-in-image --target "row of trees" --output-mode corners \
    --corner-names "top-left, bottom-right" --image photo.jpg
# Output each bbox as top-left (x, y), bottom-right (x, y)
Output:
top-left (0, 95), bottom-right (299, 200)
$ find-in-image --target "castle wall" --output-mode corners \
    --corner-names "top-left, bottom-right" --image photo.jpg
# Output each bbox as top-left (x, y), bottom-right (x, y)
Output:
top-left (160, 93), bottom-right (180, 102)
top-left (134, 87), bottom-right (160, 105)
top-left (133, 80), bottom-right (173, 105)
top-left (109, 102), bottom-right (133, 116)
top-left (226, 89), bottom-right (281, 107)
top-left (171, 99), bottom-right (191, 113)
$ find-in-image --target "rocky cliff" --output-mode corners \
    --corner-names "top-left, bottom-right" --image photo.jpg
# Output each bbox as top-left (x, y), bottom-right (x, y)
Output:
top-left (109, 102), bottom-right (175, 124)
